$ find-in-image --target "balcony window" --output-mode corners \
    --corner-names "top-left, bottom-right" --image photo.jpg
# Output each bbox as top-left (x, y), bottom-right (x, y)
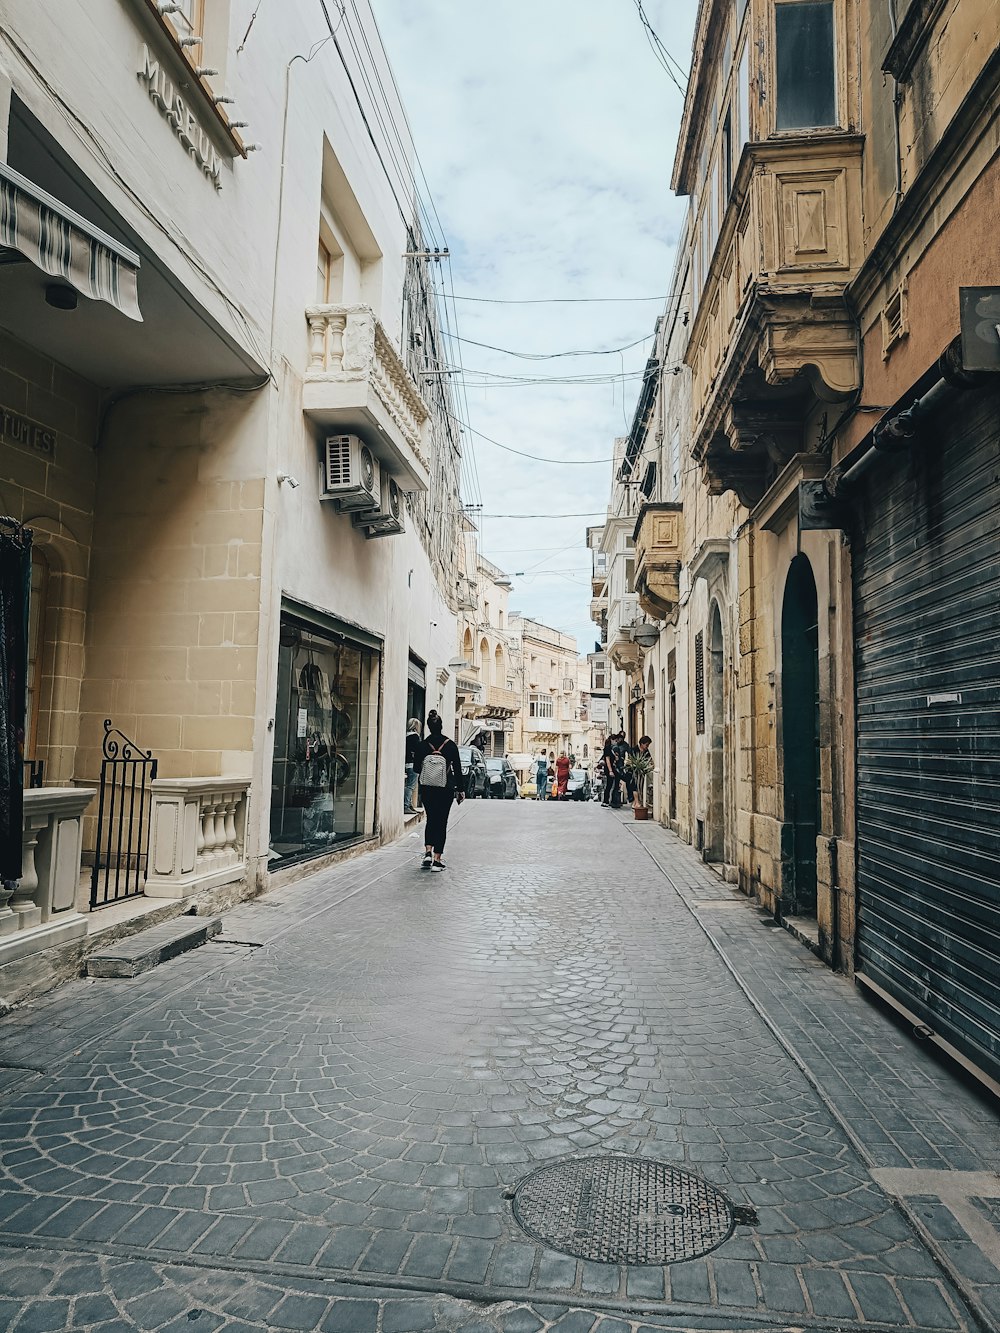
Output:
top-left (721, 107), bottom-right (733, 201)
top-left (669, 429), bottom-right (681, 499)
top-left (529, 693), bottom-right (554, 719)
top-left (738, 41), bottom-right (751, 150)
top-left (775, 1), bottom-right (837, 131)
top-left (166, 0), bottom-right (204, 40)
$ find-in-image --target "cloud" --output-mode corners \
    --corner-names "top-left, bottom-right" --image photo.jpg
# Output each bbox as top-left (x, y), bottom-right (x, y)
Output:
top-left (374, 0), bottom-right (698, 646)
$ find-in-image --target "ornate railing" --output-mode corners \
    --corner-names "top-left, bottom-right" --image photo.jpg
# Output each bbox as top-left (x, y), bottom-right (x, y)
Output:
top-left (90, 720), bottom-right (157, 909)
top-left (304, 303), bottom-right (429, 470)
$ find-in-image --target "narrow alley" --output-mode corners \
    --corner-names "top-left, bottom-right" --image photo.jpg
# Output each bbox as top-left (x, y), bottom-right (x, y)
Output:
top-left (0, 803), bottom-right (996, 1333)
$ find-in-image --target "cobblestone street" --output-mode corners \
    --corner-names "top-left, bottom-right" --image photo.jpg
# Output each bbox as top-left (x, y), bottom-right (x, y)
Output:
top-left (0, 804), bottom-right (998, 1333)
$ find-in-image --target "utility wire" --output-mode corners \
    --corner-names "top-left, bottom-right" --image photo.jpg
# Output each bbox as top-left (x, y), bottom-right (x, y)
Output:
top-left (455, 331), bottom-right (655, 360)
top-left (631, 0), bottom-right (689, 93)
top-left (450, 293), bottom-right (668, 305)
top-left (448, 414), bottom-right (614, 465)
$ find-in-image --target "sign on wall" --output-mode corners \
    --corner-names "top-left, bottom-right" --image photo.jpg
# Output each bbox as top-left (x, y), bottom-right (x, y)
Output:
top-left (138, 47), bottom-right (223, 190)
top-left (1, 407), bottom-right (56, 460)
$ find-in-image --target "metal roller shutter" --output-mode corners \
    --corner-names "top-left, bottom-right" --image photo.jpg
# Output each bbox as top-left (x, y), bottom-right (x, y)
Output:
top-left (853, 386), bottom-right (1000, 1089)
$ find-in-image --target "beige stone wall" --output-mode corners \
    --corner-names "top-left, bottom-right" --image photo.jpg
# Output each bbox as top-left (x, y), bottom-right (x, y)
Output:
top-left (75, 390), bottom-right (266, 800)
top-left (0, 331), bottom-right (99, 784)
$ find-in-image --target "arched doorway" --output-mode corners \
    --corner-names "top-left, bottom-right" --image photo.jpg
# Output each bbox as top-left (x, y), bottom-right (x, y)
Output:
top-left (781, 554), bottom-right (820, 916)
top-left (706, 603), bottom-right (726, 862)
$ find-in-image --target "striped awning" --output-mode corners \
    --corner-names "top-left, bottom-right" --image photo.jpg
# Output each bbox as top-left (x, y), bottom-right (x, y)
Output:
top-left (0, 161), bottom-right (142, 322)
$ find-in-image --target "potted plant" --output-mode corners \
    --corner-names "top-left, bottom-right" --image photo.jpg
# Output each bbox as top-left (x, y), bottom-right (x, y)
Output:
top-left (628, 748), bottom-right (654, 820)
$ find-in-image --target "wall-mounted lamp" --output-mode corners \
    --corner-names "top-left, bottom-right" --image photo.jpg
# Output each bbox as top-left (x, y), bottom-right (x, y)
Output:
top-left (45, 284), bottom-right (77, 311)
top-left (277, 473), bottom-right (299, 488)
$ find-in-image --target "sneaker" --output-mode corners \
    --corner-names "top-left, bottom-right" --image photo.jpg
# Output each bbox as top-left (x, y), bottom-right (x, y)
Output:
top-left (421, 853), bottom-right (432, 870)
top-left (431, 860), bottom-right (446, 872)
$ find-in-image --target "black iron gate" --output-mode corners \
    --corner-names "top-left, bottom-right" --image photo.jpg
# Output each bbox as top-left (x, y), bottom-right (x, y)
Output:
top-left (853, 385), bottom-right (1000, 1088)
top-left (90, 720), bottom-right (158, 909)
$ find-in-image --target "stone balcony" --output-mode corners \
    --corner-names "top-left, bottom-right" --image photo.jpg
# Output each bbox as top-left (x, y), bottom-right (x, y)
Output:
top-left (688, 135), bottom-right (864, 506)
top-left (633, 502), bottom-right (683, 622)
top-left (304, 303), bottom-right (431, 492)
top-left (607, 592), bottom-right (642, 672)
top-left (481, 684), bottom-right (519, 715)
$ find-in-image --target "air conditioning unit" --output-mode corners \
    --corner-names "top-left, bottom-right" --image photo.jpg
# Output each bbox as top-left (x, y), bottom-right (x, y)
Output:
top-left (319, 434), bottom-right (380, 510)
top-left (353, 471), bottom-right (405, 538)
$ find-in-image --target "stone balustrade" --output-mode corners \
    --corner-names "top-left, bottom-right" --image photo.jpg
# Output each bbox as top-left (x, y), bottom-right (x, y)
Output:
top-left (303, 302), bottom-right (430, 491)
top-left (0, 788), bottom-right (94, 967)
top-left (146, 778), bottom-right (250, 899)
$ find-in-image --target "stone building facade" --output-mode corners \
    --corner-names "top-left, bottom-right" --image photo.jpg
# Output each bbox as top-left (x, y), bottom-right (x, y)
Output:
top-left (0, 0), bottom-right (462, 999)
top-left (593, 0), bottom-right (1000, 1093)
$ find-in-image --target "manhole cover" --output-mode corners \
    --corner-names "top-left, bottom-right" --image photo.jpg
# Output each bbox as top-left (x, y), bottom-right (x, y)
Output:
top-left (511, 1155), bottom-right (744, 1265)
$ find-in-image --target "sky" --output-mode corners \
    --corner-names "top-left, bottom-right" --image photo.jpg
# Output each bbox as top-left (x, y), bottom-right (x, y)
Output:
top-left (373, 0), bottom-right (699, 653)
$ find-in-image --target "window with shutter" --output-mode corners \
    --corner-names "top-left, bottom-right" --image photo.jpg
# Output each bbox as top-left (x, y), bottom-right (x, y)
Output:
top-left (695, 631), bottom-right (705, 734)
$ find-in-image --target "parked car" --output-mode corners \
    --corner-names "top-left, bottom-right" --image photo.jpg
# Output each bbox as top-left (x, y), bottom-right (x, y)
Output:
top-left (565, 768), bottom-right (592, 801)
top-left (458, 746), bottom-right (490, 799)
top-left (519, 777), bottom-right (538, 799)
top-left (485, 756), bottom-right (519, 800)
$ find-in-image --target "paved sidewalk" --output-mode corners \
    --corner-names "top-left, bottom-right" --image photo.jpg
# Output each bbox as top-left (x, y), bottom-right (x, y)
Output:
top-left (0, 803), bottom-right (996, 1332)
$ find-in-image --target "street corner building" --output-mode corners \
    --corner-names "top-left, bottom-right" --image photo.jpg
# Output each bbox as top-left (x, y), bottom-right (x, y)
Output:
top-left (0, 0), bottom-right (464, 1002)
top-left (591, 0), bottom-right (1000, 1096)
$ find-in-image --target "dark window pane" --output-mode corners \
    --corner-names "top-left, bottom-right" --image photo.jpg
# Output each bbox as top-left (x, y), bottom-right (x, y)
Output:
top-left (775, 2), bottom-right (836, 130)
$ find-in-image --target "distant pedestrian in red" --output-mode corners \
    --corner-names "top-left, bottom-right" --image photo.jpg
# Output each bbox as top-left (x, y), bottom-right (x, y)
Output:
top-left (555, 751), bottom-right (571, 800)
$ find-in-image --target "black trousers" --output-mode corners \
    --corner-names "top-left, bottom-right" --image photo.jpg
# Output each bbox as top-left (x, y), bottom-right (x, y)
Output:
top-left (421, 787), bottom-right (454, 854)
top-left (603, 770), bottom-right (616, 804)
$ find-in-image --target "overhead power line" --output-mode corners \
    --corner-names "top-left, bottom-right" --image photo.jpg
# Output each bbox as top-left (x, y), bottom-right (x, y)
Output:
top-left (632, 0), bottom-right (689, 94)
top-left (450, 293), bottom-right (668, 305)
top-left (469, 510), bottom-right (607, 519)
top-left (455, 332), bottom-right (655, 360)
top-left (448, 414), bottom-right (614, 465)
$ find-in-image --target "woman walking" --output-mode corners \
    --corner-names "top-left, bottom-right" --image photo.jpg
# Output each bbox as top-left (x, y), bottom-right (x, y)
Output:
top-left (416, 711), bottom-right (464, 871)
top-left (404, 717), bottom-right (422, 814)
top-left (555, 750), bottom-right (571, 800)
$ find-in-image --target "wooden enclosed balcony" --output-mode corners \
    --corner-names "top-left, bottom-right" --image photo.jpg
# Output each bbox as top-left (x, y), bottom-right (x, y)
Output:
top-left (633, 502), bottom-right (683, 622)
top-left (304, 303), bottom-right (431, 492)
top-left (688, 135), bottom-right (863, 507)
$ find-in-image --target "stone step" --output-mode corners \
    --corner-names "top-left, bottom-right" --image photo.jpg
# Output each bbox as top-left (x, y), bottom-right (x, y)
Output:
top-left (86, 916), bottom-right (222, 979)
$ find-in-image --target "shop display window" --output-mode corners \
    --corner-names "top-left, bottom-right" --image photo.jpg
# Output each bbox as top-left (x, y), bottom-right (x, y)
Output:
top-left (270, 617), bottom-right (378, 864)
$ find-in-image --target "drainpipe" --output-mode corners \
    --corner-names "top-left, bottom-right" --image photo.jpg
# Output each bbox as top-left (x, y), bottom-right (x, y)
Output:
top-left (826, 339), bottom-right (978, 496)
top-left (888, 0), bottom-right (904, 213)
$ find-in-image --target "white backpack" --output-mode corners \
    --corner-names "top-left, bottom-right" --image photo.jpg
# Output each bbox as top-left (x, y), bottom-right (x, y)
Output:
top-left (420, 741), bottom-right (448, 789)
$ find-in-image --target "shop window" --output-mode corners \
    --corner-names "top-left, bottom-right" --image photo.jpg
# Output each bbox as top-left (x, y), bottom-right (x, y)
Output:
top-left (270, 617), bottom-right (378, 865)
top-left (775, 2), bottom-right (837, 131)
